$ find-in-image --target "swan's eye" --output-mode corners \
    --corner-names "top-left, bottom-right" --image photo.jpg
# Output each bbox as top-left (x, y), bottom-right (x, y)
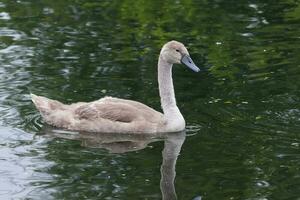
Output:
top-left (175, 49), bottom-right (180, 52)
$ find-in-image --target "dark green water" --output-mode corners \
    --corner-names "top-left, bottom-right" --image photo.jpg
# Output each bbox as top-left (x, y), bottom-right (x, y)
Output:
top-left (0, 0), bottom-right (299, 199)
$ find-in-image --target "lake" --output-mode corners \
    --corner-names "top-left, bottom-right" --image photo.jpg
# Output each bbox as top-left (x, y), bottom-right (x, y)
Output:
top-left (0, 0), bottom-right (299, 199)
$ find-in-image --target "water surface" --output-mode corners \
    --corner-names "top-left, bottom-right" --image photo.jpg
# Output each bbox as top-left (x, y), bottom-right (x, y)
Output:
top-left (0, 0), bottom-right (299, 199)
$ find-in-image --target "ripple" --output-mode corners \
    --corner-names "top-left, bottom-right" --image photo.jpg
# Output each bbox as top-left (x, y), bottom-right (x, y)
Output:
top-left (25, 114), bottom-right (43, 131)
top-left (0, 12), bottom-right (10, 20)
top-left (0, 126), bottom-right (54, 199)
top-left (239, 32), bottom-right (254, 37)
top-left (0, 28), bottom-right (26, 41)
top-left (255, 180), bottom-right (270, 188)
top-left (42, 7), bottom-right (54, 15)
top-left (186, 124), bottom-right (202, 136)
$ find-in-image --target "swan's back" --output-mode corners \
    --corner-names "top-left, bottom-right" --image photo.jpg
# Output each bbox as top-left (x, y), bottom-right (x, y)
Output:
top-left (32, 94), bottom-right (164, 133)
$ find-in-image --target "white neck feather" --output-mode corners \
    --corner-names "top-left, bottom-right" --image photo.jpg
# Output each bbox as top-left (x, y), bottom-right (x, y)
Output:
top-left (158, 56), bottom-right (185, 131)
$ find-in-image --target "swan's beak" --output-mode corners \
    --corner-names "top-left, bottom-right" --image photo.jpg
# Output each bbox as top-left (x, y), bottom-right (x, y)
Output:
top-left (181, 55), bottom-right (200, 72)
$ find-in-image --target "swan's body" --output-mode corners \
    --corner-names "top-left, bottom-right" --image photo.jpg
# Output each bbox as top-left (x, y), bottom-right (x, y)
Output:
top-left (31, 41), bottom-right (200, 133)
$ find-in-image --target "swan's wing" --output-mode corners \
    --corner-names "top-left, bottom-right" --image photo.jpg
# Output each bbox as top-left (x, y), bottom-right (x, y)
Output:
top-left (75, 102), bottom-right (144, 123)
top-left (74, 105), bottom-right (99, 120)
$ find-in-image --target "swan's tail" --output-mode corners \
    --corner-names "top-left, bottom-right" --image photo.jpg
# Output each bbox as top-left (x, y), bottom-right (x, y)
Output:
top-left (31, 93), bottom-right (64, 115)
top-left (31, 94), bottom-right (74, 129)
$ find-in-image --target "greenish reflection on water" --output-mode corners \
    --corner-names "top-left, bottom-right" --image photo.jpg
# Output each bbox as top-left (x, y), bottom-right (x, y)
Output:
top-left (0, 0), bottom-right (299, 199)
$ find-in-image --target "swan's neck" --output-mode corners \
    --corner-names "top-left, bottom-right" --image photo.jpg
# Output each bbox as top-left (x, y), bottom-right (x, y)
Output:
top-left (160, 134), bottom-right (185, 200)
top-left (158, 56), bottom-right (185, 130)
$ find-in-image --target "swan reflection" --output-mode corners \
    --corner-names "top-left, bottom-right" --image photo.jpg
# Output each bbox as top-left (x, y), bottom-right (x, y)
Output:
top-left (40, 126), bottom-right (186, 199)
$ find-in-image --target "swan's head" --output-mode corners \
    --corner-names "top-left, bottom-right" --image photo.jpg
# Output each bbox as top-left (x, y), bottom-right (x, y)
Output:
top-left (160, 40), bottom-right (200, 72)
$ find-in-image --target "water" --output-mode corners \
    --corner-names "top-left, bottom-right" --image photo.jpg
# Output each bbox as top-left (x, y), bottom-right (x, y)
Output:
top-left (0, 0), bottom-right (299, 199)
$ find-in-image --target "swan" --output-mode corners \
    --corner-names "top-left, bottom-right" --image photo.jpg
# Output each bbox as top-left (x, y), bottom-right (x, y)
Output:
top-left (31, 40), bottom-right (200, 133)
